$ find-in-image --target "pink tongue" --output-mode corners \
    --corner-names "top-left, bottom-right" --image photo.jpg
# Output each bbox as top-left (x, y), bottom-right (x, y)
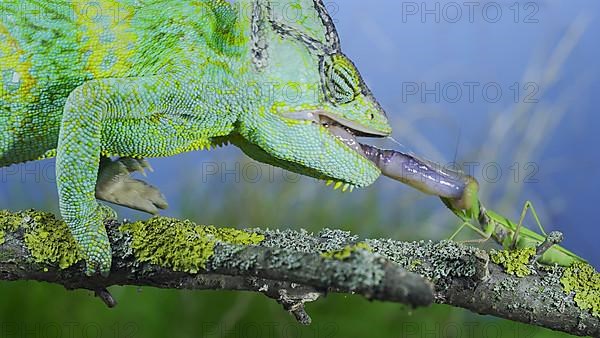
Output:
top-left (328, 125), bottom-right (366, 157)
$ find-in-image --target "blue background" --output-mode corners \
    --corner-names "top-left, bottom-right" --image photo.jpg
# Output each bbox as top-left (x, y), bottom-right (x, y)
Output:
top-left (334, 0), bottom-right (600, 267)
top-left (0, 1), bottom-right (598, 337)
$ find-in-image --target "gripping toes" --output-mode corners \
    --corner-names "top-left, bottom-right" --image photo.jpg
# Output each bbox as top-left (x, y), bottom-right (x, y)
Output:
top-left (96, 157), bottom-right (168, 214)
top-left (117, 157), bottom-right (154, 176)
top-left (84, 227), bottom-right (112, 277)
top-left (72, 206), bottom-right (113, 276)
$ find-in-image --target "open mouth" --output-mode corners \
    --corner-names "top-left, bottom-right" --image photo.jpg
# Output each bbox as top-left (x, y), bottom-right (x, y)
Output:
top-left (284, 111), bottom-right (477, 205)
top-left (284, 110), bottom-right (388, 159)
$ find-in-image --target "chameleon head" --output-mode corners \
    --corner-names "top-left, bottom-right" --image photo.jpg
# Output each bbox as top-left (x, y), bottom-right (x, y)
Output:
top-left (237, 0), bottom-right (392, 189)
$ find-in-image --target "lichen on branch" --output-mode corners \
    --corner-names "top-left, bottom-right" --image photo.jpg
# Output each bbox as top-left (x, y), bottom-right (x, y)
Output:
top-left (561, 262), bottom-right (600, 318)
top-left (0, 210), bottom-right (599, 337)
top-left (120, 217), bottom-right (265, 273)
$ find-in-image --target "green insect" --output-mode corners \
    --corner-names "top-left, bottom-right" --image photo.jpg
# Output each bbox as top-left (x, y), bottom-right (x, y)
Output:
top-left (369, 147), bottom-right (585, 267)
top-left (444, 199), bottom-right (586, 267)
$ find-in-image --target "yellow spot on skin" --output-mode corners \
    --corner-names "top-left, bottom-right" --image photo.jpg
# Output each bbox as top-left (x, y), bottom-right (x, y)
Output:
top-left (74, 1), bottom-right (137, 78)
top-left (0, 23), bottom-right (37, 101)
top-left (177, 138), bottom-right (214, 154)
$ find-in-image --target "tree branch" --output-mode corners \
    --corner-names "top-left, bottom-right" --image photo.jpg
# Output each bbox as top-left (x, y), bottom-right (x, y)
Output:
top-left (0, 210), bottom-right (598, 336)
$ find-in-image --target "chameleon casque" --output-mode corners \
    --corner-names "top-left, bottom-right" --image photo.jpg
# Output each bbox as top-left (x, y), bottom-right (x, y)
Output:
top-left (1, 0), bottom-right (478, 275)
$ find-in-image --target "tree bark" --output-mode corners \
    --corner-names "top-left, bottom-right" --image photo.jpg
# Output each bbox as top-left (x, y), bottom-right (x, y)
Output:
top-left (0, 210), bottom-right (597, 337)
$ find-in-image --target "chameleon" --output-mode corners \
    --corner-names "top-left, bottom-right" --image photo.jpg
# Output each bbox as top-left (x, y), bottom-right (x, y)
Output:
top-left (0, 0), bottom-right (479, 275)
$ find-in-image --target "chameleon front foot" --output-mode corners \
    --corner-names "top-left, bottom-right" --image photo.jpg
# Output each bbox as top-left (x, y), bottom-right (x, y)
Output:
top-left (85, 249), bottom-right (112, 277)
top-left (81, 225), bottom-right (113, 277)
top-left (72, 204), bottom-right (116, 277)
top-left (96, 157), bottom-right (168, 215)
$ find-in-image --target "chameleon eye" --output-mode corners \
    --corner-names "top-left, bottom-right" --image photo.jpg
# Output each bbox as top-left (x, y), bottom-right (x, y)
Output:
top-left (323, 54), bottom-right (361, 105)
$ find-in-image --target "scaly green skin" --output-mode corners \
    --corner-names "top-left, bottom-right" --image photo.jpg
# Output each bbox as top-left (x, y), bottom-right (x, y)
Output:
top-left (0, 0), bottom-right (391, 274)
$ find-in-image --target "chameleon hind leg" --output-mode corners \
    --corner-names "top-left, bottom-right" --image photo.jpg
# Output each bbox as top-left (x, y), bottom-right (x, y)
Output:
top-left (56, 75), bottom-right (207, 275)
top-left (96, 157), bottom-right (168, 214)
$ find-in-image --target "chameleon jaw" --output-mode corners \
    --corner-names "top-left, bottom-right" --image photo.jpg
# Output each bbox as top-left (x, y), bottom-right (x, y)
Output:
top-left (283, 110), bottom-right (479, 202)
top-left (283, 110), bottom-right (388, 136)
top-left (283, 110), bottom-right (388, 161)
top-left (283, 110), bottom-right (389, 192)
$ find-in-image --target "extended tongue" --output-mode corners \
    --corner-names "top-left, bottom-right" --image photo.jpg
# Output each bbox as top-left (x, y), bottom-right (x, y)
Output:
top-left (360, 144), bottom-right (479, 210)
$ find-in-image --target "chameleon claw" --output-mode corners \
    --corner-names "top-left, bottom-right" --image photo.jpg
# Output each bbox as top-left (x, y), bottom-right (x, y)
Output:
top-left (84, 263), bottom-right (111, 278)
top-left (119, 158), bottom-right (147, 176)
top-left (97, 204), bottom-right (118, 221)
top-left (334, 182), bottom-right (343, 190)
top-left (140, 159), bottom-right (154, 173)
top-left (84, 251), bottom-right (112, 277)
top-left (80, 218), bottom-right (113, 277)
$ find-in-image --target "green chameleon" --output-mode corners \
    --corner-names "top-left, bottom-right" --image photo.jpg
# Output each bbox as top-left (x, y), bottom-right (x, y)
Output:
top-left (0, 0), bottom-right (399, 275)
top-left (4, 0), bottom-right (573, 276)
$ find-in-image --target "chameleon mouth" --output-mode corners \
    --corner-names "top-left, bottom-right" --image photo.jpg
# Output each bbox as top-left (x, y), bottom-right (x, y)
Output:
top-left (283, 110), bottom-right (388, 159)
